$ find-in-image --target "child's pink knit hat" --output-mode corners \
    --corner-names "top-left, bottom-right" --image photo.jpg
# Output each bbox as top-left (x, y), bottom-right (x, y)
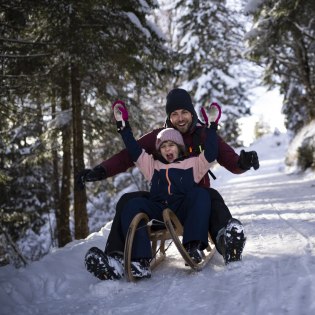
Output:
top-left (155, 128), bottom-right (185, 151)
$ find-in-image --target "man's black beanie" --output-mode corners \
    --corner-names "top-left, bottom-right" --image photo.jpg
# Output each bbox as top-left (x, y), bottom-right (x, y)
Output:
top-left (165, 88), bottom-right (196, 117)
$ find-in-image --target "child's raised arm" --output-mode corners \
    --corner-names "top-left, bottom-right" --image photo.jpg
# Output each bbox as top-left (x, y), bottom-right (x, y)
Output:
top-left (112, 100), bottom-right (155, 181)
top-left (112, 100), bottom-right (142, 162)
top-left (203, 103), bottom-right (221, 163)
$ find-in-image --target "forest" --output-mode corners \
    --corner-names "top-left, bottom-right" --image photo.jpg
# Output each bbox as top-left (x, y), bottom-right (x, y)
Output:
top-left (1, 0), bottom-right (314, 267)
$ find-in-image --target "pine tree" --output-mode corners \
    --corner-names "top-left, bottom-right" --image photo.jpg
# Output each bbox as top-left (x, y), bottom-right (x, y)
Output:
top-left (169, 0), bottom-right (251, 145)
top-left (245, 0), bottom-right (315, 133)
top-left (1, 0), bottom-right (56, 263)
top-left (1, 0), bottom-right (170, 261)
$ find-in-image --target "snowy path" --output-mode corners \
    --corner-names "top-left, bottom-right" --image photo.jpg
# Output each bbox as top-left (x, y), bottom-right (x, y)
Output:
top-left (1, 133), bottom-right (315, 315)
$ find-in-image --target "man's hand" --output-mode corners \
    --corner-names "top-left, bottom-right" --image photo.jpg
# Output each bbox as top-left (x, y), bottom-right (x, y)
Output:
top-left (75, 165), bottom-right (107, 190)
top-left (238, 150), bottom-right (260, 171)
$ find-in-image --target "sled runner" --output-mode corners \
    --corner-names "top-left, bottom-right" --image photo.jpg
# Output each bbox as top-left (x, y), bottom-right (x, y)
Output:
top-left (124, 208), bottom-right (216, 282)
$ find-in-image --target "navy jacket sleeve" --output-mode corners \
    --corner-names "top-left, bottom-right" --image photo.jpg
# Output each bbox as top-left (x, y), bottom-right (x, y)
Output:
top-left (204, 127), bottom-right (218, 163)
top-left (119, 126), bottom-right (143, 162)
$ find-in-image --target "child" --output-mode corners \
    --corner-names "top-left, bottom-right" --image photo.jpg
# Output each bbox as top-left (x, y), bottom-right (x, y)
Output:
top-left (85, 100), bottom-right (221, 280)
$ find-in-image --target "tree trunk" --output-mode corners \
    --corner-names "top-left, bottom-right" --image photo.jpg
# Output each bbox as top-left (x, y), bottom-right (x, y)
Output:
top-left (58, 67), bottom-right (72, 246)
top-left (51, 91), bottom-right (60, 247)
top-left (71, 62), bottom-right (89, 239)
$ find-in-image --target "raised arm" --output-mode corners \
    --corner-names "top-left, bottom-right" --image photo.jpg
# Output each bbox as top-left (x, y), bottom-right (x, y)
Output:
top-left (112, 100), bottom-right (156, 181)
top-left (112, 100), bottom-right (142, 162)
top-left (203, 103), bottom-right (221, 163)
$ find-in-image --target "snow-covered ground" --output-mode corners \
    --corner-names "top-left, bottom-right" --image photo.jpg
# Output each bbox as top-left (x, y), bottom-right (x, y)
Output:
top-left (1, 132), bottom-right (315, 315)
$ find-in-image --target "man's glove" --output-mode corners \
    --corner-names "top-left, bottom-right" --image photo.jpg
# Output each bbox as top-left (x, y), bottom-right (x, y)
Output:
top-left (75, 165), bottom-right (107, 190)
top-left (238, 150), bottom-right (260, 171)
top-left (112, 100), bottom-right (129, 131)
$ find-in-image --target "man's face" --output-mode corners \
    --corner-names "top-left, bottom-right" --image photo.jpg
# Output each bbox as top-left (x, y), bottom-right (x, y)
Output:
top-left (169, 109), bottom-right (193, 134)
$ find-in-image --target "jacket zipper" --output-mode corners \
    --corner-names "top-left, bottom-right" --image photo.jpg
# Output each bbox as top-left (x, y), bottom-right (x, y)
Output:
top-left (165, 166), bottom-right (172, 195)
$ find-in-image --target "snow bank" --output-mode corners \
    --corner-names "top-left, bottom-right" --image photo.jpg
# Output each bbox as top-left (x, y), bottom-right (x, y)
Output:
top-left (286, 120), bottom-right (315, 172)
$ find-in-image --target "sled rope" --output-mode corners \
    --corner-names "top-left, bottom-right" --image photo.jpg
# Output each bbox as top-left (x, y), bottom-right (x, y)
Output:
top-left (134, 219), bottom-right (165, 231)
top-left (135, 219), bottom-right (173, 263)
top-left (147, 219), bottom-right (165, 227)
top-left (149, 240), bottom-right (173, 263)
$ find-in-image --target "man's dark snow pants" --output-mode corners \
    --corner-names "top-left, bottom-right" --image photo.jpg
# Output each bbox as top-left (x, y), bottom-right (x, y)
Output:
top-left (104, 187), bottom-right (232, 257)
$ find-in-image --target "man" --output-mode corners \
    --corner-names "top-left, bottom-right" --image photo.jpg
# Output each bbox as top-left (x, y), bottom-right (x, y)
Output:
top-left (78, 88), bottom-right (259, 280)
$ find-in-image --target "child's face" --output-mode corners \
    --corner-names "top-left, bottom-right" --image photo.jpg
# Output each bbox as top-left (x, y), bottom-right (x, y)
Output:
top-left (159, 141), bottom-right (179, 162)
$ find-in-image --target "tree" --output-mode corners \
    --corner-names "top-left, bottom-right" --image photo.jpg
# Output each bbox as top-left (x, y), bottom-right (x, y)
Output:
top-left (47, 0), bottom-right (170, 238)
top-left (167, 0), bottom-right (251, 145)
top-left (245, 0), bottom-right (315, 133)
top-left (1, 0), bottom-right (170, 263)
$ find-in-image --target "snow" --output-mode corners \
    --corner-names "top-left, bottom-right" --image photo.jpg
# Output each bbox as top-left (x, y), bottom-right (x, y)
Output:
top-left (239, 87), bottom-right (286, 146)
top-left (285, 120), bottom-right (315, 171)
top-left (124, 12), bottom-right (151, 38)
top-left (244, 0), bottom-right (265, 14)
top-left (1, 132), bottom-right (315, 315)
top-left (46, 109), bottom-right (72, 130)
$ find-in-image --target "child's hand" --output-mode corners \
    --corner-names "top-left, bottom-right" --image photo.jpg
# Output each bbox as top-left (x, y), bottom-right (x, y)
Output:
top-left (112, 100), bottom-right (128, 122)
top-left (201, 102), bottom-right (221, 127)
top-left (208, 102), bottom-right (221, 124)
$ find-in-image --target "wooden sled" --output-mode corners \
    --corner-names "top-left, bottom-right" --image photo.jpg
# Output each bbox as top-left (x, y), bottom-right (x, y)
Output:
top-left (124, 208), bottom-right (216, 282)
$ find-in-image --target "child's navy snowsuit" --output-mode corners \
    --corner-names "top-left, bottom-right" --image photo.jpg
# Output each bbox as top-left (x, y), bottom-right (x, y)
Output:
top-left (119, 126), bottom-right (218, 260)
top-left (121, 188), bottom-right (211, 259)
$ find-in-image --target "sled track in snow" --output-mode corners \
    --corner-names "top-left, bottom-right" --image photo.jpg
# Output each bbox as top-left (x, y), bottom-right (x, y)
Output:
top-left (268, 202), bottom-right (314, 253)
